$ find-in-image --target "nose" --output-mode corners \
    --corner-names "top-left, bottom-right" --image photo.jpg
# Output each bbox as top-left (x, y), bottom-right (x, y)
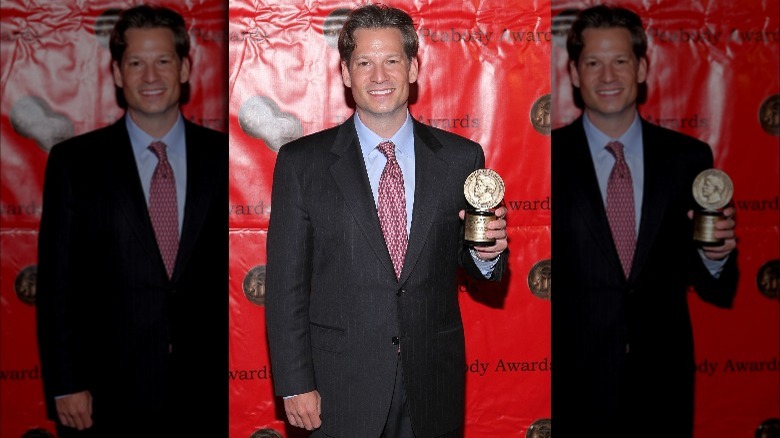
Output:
top-left (370, 64), bottom-right (387, 83)
top-left (601, 64), bottom-right (615, 82)
top-left (143, 64), bottom-right (159, 82)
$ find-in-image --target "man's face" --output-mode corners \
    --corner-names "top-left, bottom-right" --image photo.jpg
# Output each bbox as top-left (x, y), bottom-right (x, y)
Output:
top-left (112, 27), bottom-right (190, 126)
top-left (341, 27), bottom-right (418, 128)
top-left (570, 27), bottom-right (647, 126)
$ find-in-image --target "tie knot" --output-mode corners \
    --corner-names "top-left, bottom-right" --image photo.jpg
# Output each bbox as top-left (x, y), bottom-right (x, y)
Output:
top-left (149, 141), bottom-right (168, 161)
top-left (606, 141), bottom-right (625, 161)
top-left (377, 141), bottom-right (396, 161)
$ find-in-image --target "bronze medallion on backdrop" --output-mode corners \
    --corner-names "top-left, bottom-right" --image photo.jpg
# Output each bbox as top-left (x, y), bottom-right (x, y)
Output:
top-left (14, 265), bottom-right (37, 306)
top-left (21, 428), bottom-right (56, 438)
top-left (755, 418), bottom-right (780, 438)
top-left (249, 427), bottom-right (284, 438)
top-left (242, 265), bottom-right (267, 306)
top-left (463, 168), bottom-right (505, 246)
top-left (759, 94), bottom-right (779, 136)
top-left (323, 9), bottom-right (350, 48)
top-left (756, 259), bottom-right (779, 300)
top-left (238, 95), bottom-right (303, 153)
top-left (527, 259), bottom-right (551, 300)
top-left (551, 9), bottom-right (579, 47)
top-left (526, 418), bottom-right (551, 438)
top-left (531, 94), bottom-right (551, 135)
top-left (94, 8), bottom-right (123, 48)
top-left (692, 169), bottom-right (734, 246)
top-left (10, 96), bottom-right (74, 152)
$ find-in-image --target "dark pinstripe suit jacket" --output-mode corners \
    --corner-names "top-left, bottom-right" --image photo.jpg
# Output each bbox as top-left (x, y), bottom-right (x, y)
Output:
top-left (551, 116), bottom-right (738, 436)
top-left (36, 116), bottom-right (228, 434)
top-left (266, 116), bottom-right (507, 437)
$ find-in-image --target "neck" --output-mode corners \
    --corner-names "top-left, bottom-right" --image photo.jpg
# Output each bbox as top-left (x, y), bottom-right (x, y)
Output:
top-left (357, 108), bottom-right (407, 139)
top-left (128, 109), bottom-right (180, 138)
top-left (585, 108), bottom-right (636, 139)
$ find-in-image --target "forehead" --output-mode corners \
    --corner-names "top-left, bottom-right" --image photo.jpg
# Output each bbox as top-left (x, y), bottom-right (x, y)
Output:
top-left (352, 27), bottom-right (405, 54)
top-left (123, 27), bottom-right (177, 52)
top-left (580, 27), bottom-right (634, 55)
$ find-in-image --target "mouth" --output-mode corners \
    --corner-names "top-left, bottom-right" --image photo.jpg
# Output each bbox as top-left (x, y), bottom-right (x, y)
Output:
top-left (369, 88), bottom-right (394, 96)
top-left (597, 88), bottom-right (622, 97)
top-left (140, 88), bottom-right (166, 97)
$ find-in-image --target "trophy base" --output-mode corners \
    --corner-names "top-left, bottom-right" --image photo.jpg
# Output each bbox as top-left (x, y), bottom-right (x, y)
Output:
top-left (693, 210), bottom-right (724, 247)
top-left (464, 208), bottom-right (496, 247)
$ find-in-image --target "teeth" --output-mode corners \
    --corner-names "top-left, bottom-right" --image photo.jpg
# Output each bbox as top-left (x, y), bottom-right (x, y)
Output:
top-left (599, 89), bottom-right (620, 95)
top-left (369, 89), bottom-right (392, 95)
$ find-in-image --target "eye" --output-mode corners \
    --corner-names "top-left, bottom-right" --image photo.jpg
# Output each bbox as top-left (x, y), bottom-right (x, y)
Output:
top-left (357, 60), bottom-right (370, 67)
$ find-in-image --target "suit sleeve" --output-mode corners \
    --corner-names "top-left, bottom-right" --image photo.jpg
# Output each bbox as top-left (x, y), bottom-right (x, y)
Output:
top-left (686, 140), bottom-right (739, 308)
top-left (265, 145), bottom-right (317, 397)
top-left (457, 143), bottom-right (508, 282)
top-left (36, 144), bottom-right (87, 407)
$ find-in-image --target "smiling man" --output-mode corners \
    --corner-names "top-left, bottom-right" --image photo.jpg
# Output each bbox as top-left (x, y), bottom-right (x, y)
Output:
top-left (551, 5), bottom-right (738, 437)
top-left (35, 5), bottom-right (227, 437)
top-left (265, 4), bottom-right (509, 437)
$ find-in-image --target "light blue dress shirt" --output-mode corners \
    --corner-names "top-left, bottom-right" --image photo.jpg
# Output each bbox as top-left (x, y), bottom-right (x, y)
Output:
top-left (583, 111), bottom-right (726, 276)
top-left (354, 112), bottom-right (498, 276)
top-left (127, 113), bottom-right (187, 235)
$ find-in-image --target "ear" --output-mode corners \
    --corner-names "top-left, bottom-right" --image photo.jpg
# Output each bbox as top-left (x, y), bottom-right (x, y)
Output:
top-left (637, 56), bottom-right (648, 84)
top-left (341, 60), bottom-right (351, 87)
top-left (408, 56), bottom-right (418, 84)
top-left (179, 57), bottom-right (191, 84)
top-left (112, 60), bottom-right (123, 88)
top-left (569, 60), bottom-right (580, 88)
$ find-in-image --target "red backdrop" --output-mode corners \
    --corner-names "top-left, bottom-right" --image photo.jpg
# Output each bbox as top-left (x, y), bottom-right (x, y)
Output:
top-left (551, 2), bottom-right (780, 437)
top-left (0, 1), bottom-right (228, 437)
top-left (1, 0), bottom-right (777, 437)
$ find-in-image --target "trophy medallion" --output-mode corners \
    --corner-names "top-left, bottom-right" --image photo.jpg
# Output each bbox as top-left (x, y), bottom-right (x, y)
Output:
top-left (463, 169), bottom-right (505, 246)
top-left (692, 169), bottom-right (733, 246)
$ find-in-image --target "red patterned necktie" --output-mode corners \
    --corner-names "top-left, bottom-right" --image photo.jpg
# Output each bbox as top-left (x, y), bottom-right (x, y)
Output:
top-left (148, 141), bottom-right (179, 278)
top-left (377, 141), bottom-right (407, 279)
top-left (605, 141), bottom-right (636, 278)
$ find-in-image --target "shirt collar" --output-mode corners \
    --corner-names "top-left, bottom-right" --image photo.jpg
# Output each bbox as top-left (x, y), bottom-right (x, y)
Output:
top-left (355, 111), bottom-right (415, 159)
top-left (583, 110), bottom-right (642, 157)
top-left (126, 111), bottom-right (186, 155)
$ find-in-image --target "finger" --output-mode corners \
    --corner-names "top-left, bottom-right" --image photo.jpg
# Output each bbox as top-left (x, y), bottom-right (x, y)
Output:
top-left (58, 412), bottom-right (72, 428)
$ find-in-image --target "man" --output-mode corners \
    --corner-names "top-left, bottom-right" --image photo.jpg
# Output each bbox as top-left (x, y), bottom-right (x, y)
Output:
top-left (35, 5), bottom-right (228, 437)
top-left (551, 5), bottom-right (738, 437)
top-left (265, 4), bottom-right (508, 437)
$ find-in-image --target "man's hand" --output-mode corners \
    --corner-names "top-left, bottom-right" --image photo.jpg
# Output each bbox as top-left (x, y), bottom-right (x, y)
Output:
top-left (283, 390), bottom-right (322, 431)
top-left (460, 205), bottom-right (508, 260)
top-left (689, 206), bottom-right (737, 260)
top-left (55, 390), bottom-right (93, 430)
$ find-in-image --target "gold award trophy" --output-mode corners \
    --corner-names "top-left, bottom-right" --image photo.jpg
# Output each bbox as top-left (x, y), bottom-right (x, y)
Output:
top-left (463, 169), bottom-right (505, 246)
top-left (692, 169), bottom-right (733, 246)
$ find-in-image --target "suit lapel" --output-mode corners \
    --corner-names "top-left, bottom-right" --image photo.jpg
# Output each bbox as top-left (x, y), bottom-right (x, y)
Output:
top-left (566, 121), bottom-right (623, 270)
top-left (108, 119), bottom-right (165, 270)
top-left (629, 121), bottom-right (672, 282)
top-left (399, 122), bottom-right (447, 283)
top-left (329, 118), bottom-right (398, 278)
top-left (171, 121), bottom-right (213, 283)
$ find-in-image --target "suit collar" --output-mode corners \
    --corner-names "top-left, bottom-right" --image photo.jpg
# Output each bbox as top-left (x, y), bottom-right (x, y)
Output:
top-left (171, 119), bottom-right (216, 283)
top-left (630, 119), bottom-right (673, 281)
top-left (329, 117), bottom-right (448, 283)
top-left (109, 116), bottom-right (213, 284)
top-left (400, 120), bottom-right (447, 283)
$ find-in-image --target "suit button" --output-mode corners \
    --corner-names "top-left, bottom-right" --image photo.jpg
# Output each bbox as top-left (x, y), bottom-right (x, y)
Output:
top-left (397, 288), bottom-right (405, 297)
top-left (392, 336), bottom-right (400, 345)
